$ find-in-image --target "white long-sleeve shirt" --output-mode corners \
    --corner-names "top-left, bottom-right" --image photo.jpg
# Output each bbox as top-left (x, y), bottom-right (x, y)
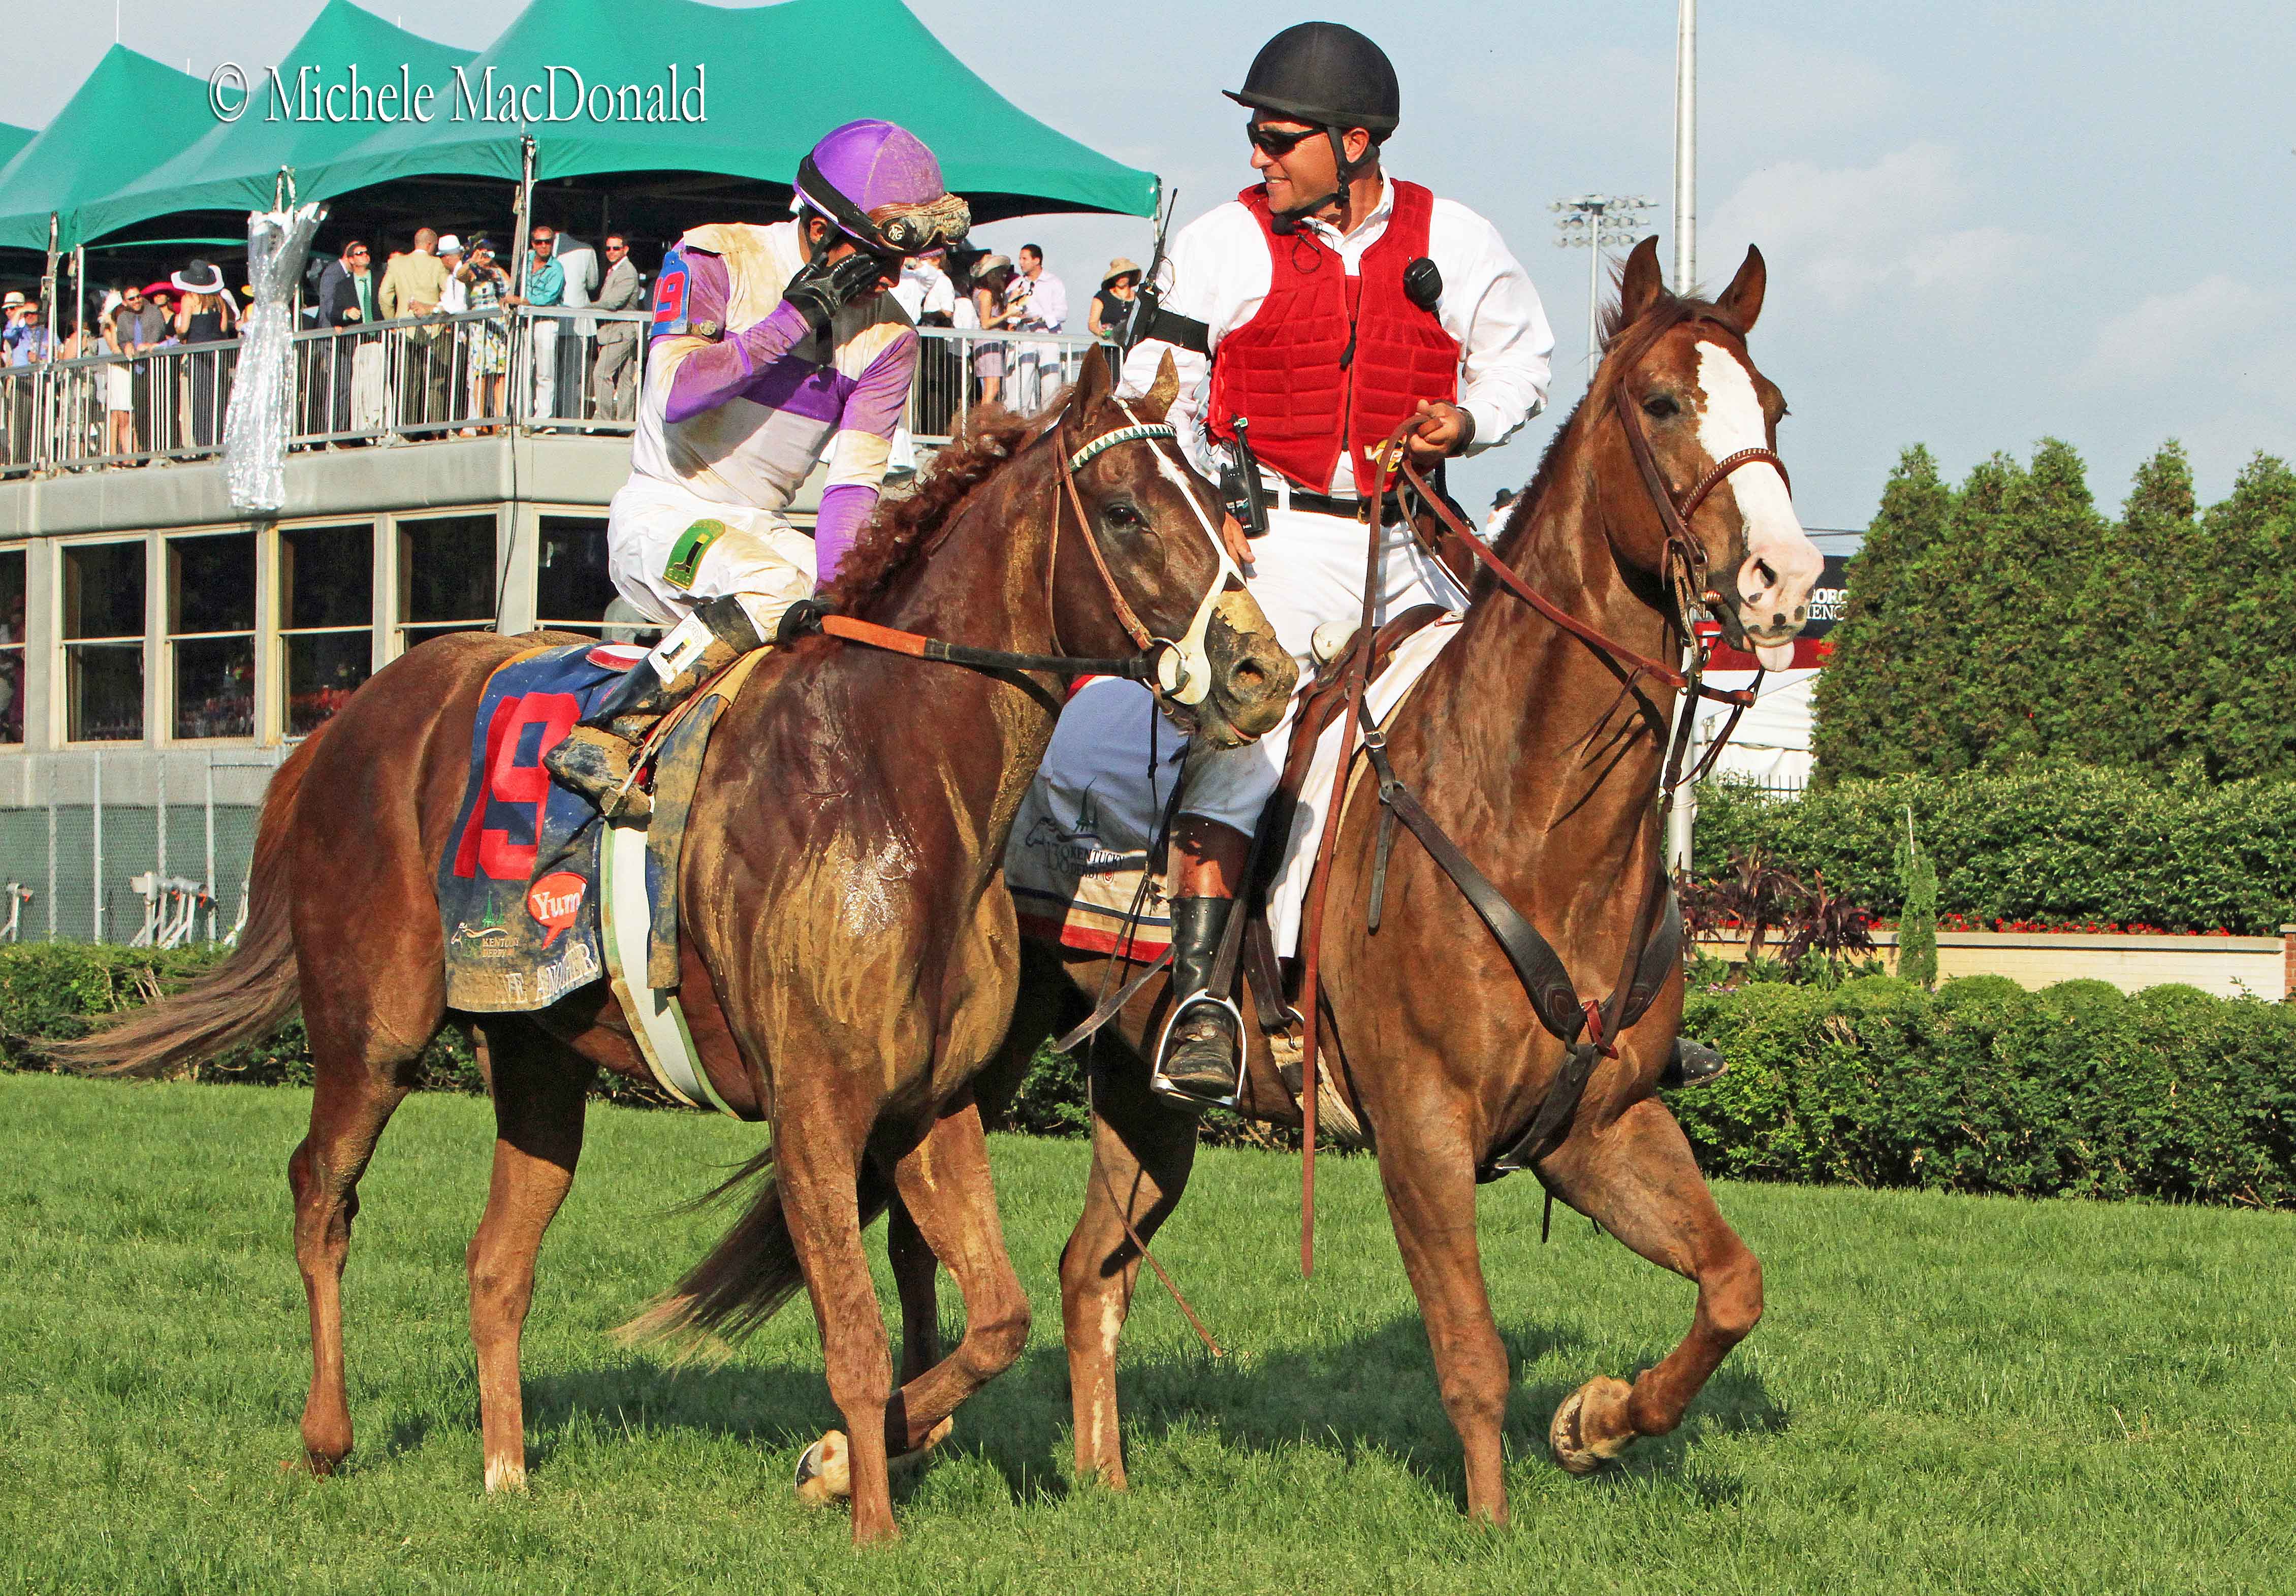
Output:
top-left (1120, 175), bottom-right (1553, 495)
top-left (1011, 268), bottom-right (1067, 332)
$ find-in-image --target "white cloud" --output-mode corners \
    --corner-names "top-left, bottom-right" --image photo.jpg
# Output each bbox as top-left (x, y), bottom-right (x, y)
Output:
top-left (1706, 143), bottom-right (2042, 309)
top-left (2078, 275), bottom-right (2284, 390)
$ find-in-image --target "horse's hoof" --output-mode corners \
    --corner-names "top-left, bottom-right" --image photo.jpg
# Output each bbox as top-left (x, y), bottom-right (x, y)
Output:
top-left (1549, 1376), bottom-right (1635, 1475)
top-left (894, 1416), bottom-right (955, 1475)
top-left (795, 1430), bottom-right (850, 1506)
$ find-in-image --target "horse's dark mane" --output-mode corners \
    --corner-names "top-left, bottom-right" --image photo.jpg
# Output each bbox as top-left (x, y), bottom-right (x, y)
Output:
top-left (819, 404), bottom-right (1039, 614)
top-left (1479, 283), bottom-right (1744, 589)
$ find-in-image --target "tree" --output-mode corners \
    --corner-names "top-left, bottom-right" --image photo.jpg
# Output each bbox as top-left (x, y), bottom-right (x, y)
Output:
top-left (1894, 805), bottom-right (1938, 989)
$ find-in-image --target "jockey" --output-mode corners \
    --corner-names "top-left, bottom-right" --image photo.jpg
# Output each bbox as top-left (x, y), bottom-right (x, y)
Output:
top-left (1118, 23), bottom-right (1555, 1105)
top-left (546, 119), bottom-right (971, 821)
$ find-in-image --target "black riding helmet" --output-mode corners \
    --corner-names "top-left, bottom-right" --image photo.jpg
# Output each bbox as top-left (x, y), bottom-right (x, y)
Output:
top-left (1225, 22), bottom-right (1399, 226)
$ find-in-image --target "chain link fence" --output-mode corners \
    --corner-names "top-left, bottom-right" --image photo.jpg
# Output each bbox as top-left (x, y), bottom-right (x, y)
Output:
top-left (0, 747), bottom-right (290, 944)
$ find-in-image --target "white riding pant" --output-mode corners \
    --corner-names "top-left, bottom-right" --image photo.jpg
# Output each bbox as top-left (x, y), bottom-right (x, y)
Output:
top-left (1181, 502), bottom-right (1468, 834)
top-left (605, 474), bottom-right (818, 639)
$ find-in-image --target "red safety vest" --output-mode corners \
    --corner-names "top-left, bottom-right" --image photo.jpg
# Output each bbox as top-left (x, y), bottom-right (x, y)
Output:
top-left (1206, 180), bottom-right (1460, 497)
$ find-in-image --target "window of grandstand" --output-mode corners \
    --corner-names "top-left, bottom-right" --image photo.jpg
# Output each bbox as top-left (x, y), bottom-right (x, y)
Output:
top-left (281, 523), bottom-right (374, 737)
top-left (168, 531), bottom-right (257, 740)
top-left (534, 515), bottom-right (623, 638)
top-left (63, 540), bottom-right (147, 742)
top-left (0, 547), bottom-right (24, 745)
top-left (398, 513), bottom-right (498, 653)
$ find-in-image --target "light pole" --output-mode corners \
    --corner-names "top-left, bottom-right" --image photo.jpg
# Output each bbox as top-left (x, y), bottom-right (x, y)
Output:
top-left (1674, 0), bottom-right (1696, 295)
top-left (1550, 195), bottom-right (1656, 372)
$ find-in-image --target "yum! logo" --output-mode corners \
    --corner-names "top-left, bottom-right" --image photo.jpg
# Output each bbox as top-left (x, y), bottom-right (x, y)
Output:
top-left (526, 871), bottom-right (587, 947)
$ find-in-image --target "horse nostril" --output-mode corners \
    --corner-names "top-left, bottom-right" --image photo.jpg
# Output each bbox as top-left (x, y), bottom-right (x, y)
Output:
top-left (1793, 604), bottom-right (1806, 621)
top-left (1233, 662), bottom-right (1267, 693)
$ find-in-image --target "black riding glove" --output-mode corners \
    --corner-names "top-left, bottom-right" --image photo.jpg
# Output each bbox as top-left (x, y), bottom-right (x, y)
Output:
top-left (782, 251), bottom-right (887, 338)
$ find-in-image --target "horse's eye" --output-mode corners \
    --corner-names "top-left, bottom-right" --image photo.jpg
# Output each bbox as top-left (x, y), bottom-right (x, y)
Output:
top-left (1642, 393), bottom-right (1681, 420)
top-left (1104, 501), bottom-right (1147, 532)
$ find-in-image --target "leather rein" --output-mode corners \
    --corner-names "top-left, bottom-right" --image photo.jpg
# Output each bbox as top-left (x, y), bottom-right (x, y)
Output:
top-left (1287, 384), bottom-right (1789, 1268)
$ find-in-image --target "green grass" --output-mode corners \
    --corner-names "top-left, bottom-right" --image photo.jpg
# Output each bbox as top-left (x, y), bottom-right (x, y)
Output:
top-left (3, 1073), bottom-right (2292, 1594)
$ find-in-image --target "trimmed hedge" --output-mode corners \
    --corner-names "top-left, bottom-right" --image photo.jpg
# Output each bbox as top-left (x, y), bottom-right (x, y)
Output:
top-left (1693, 764), bottom-right (2296, 935)
top-left (1674, 974), bottom-right (2296, 1206)
top-left (12, 946), bottom-right (2292, 1208)
top-left (0, 943), bottom-right (662, 1105)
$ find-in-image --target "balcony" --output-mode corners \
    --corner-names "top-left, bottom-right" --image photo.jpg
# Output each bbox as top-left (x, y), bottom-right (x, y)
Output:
top-left (0, 309), bottom-right (1102, 480)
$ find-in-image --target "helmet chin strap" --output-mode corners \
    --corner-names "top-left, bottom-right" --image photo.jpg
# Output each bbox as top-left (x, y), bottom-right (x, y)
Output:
top-left (1268, 128), bottom-right (1370, 236)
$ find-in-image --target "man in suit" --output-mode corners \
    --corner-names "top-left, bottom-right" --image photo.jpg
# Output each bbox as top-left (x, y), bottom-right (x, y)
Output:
top-left (590, 233), bottom-right (644, 424)
top-left (313, 239), bottom-right (376, 438)
top-left (378, 227), bottom-right (452, 430)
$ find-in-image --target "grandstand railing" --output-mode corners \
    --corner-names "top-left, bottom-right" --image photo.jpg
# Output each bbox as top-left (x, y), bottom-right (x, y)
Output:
top-left (0, 315), bottom-right (1109, 477)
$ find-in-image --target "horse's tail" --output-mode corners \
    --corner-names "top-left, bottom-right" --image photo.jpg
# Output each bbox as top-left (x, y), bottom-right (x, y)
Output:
top-left (615, 1146), bottom-right (895, 1360)
top-left (47, 728), bottom-right (321, 1079)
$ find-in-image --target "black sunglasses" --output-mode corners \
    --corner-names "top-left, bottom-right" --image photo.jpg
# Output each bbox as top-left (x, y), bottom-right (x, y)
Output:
top-left (1247, 120), bottom-right (1320, 157)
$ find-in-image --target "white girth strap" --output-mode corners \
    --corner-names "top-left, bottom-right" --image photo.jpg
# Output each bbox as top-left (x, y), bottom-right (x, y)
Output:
top-left (599, 818), bottom-right (734, 1115)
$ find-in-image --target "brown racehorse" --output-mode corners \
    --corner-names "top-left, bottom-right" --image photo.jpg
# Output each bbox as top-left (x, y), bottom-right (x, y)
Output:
top-left (56, 350), bottom-right (1294, 1545)
top-left (976, 240), bottom-right (1824, 1524)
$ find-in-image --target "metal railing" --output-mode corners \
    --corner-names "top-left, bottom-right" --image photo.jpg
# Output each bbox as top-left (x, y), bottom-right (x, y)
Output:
top-left (3, 315), bottom-right (1107, 478)
top-left (2, 306), bottom-right (654, 475)
top-left (906, 326), bottom-right (1104, 446)
top-left (0, 746), bottom-right (290, 943)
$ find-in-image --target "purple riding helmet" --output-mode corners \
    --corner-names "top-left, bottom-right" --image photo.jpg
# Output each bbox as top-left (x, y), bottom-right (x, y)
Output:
top-left (793, 119), bottom-right (971, 260)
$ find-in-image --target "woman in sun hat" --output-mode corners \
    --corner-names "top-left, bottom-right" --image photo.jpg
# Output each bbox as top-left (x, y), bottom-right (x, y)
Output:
top-left (1088, 256), bottom-right (1141, 341)
top-left (967, 252), bottom-right (1012, 405)
top-left (169, 259), bottom-right (238, 449)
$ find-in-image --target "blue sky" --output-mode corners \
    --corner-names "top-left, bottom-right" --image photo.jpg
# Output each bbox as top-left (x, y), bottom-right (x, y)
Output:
top-left (10, 1), bottom-right (2288, 529)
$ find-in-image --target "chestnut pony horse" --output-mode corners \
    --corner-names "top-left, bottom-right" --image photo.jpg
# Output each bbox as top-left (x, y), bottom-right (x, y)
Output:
top-left (977, 240), bottom-right (1824, 1523)
top-left (59, 351), bottom-right (1293, 1545)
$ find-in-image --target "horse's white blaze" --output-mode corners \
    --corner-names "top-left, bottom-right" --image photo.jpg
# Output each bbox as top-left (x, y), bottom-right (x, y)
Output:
top-left (1113, 399), bottom-right (1247, 707)
top-left (1693, 340), bottom-right (1823, 671)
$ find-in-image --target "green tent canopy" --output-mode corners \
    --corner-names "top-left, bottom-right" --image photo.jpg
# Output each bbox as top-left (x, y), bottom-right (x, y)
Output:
top-left (0, 47), bottom-right (214, 251)
top-left (304, 0), bottom-right (1157, 224)
top-left (0, 124), bottom-right (34, 173)
top-left (74, 1), bottom-right (476, 246)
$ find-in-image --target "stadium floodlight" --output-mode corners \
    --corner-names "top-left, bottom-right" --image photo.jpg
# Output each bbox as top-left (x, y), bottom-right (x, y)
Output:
top-left (1552, 194), bottom-right (1657, 371)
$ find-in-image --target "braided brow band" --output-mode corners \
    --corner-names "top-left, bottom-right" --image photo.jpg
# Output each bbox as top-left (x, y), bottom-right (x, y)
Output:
top-left (1067, 423), bottom-right (1177, 472)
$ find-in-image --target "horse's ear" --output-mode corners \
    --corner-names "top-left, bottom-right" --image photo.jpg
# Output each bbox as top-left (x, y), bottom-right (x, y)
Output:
top-left (1618, 236), bottom-right (1665, 329)
top-left (1136, 350), bottom-right (1180, 422)
top-left (1715, 245), bottom-right (1765, 334)
top-left (1070, 337), bottom-right (1115, 416)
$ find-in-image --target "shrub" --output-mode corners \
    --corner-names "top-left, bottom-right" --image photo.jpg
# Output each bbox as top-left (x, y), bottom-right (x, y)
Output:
top-left (1671, 974), bottom-right (2296, 1205)
top-left (1693, 764), bottom-right (2296, 934)
top-left (0, 943), bottom-right (661, 1105)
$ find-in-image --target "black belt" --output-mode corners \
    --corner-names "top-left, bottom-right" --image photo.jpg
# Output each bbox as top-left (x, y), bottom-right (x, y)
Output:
top-left (1274, 484), bottom-right (1369, 519)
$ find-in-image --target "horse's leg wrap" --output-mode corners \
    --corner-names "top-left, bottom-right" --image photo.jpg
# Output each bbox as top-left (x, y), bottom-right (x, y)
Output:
top-left (544, 595), bottom-right (768, 823)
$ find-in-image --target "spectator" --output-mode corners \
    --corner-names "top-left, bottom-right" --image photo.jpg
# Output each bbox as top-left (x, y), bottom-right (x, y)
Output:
top-left (967, 252), bottom-right (1013, 407)
top-left (1008, 242), bottom-right (1068, 411)
top-left (457, 237), bottom-right (514, 433)
top-left (1484, 488), bottom-right (1516, 541)
top-left (99, 294), bottom-right (134, 459)
top-left (2, 298), bottom-right (48, 471)
top-left (1088, 257), bottom-right (1141, 341)
top-left (590, 232), bottom-right (643, 425)
top-left (892, 254), bottom-right (957, 327)
top-left (435, 236), bottom-right (469, 313)
top-left (111, 283), bottom-right (168, 459)
top-left (378, 227), bottom-right (451, 431)
top-left (523, 224), bottom-right (565, 427)
top-left (168, 261), bottom-right (238, 451)
top-left (552, 231), bottom-right (598, 425)
top-left (314, 239), bottom-right (377, 439)
top-left (0, 291), bottom-right (27, 345)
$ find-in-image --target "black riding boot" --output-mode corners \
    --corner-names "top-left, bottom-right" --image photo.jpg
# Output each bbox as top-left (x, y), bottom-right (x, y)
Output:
top-left (543, 594), bottom-right (766, 824)
top-left (1151, 895), bottom-right (1245, 1108)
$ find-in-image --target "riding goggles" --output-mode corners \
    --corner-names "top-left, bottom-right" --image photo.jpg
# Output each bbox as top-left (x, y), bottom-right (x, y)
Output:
top-left (796, 153), bottom-right (973, 260)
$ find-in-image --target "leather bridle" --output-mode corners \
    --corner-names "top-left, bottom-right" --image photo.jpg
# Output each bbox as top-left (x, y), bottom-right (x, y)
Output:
top-left (792, 397), bottom-right (1219, 702)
